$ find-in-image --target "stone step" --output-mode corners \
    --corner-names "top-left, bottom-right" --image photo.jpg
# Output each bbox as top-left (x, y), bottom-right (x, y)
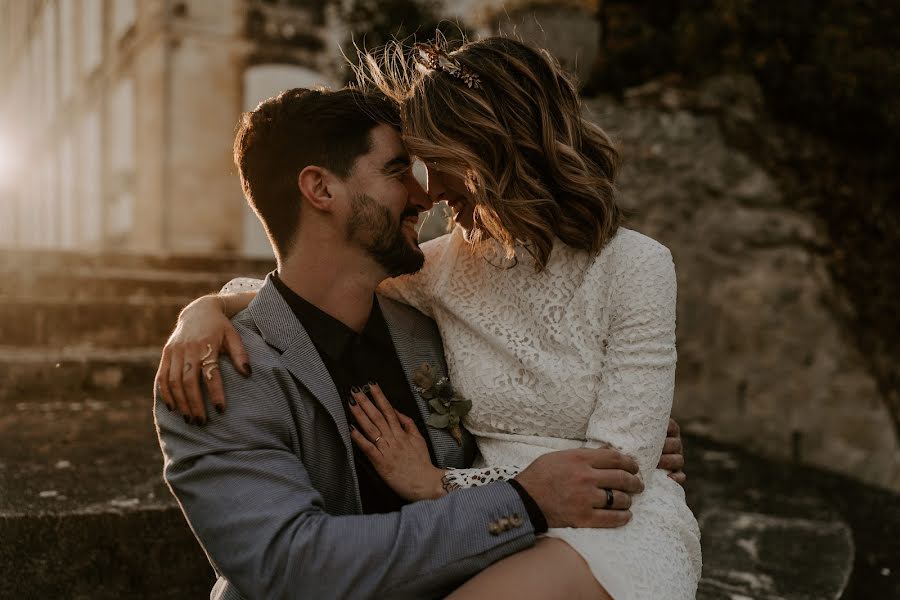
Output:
top-left (0, 347), bottom-right (160, 402)
top-left (697, 509), bottom-right (853, 600)
top-left (0, 299), bottom-right (185, 348)
top-left (2, 382), bottom-right (880, 600)
top-left (681, 439), bottom-right (900, 600)
top-left (0, 247), bottom-right (273, 276)
top-left (0, 268), bottom-right (240, 301)
top-left (0, 390), bottom-right (212, 598)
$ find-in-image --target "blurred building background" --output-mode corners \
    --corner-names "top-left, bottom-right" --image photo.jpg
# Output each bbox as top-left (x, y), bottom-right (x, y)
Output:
top-left (0, 1), bottom-right (898, 598)
top-left (0, 0), bottom-right (344, 256)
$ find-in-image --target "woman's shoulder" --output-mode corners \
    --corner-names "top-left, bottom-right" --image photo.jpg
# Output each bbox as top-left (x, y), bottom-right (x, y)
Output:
top-left (419, 227), bottom-right (463, 262)
top-left (587, 227), bottom-right (675, 305)
top-left (598, 227), bottom-right (673, 272)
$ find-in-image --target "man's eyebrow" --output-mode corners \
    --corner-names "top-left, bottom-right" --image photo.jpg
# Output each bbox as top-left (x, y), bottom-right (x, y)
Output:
top-left (381, 155), bottom-right (411, 173)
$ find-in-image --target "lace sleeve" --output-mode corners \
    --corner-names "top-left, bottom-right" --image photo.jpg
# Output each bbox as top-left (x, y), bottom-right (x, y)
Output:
top-left (584, 241), bottom-right (677, 477)
top-left (220, 277), bottom-right (265, 295)
top-left (441, 466), bottom-right (522, 492)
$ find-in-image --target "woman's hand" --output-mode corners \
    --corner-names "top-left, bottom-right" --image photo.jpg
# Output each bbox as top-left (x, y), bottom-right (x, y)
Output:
top-left (657, 418), bottom-right (686, 485)
top-left (348, 383), bottom-right (446, 502)
top-left (154, 295), bottom-right (250, 424)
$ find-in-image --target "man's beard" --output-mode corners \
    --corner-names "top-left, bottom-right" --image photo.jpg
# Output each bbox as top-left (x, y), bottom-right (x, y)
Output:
top-left (346, 193), bottom-right (425, 277)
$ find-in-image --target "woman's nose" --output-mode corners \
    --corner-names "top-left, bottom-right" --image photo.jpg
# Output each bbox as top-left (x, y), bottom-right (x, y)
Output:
top-left (425, 166), bottom-right (446, 202)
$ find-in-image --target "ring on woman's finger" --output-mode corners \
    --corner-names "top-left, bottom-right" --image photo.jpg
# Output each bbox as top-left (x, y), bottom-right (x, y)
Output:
top-left (201, 343), bottom-right (214, 361)
top-left (202, 363), bottom-right (220, 381)
top-left (374, 436), bottom-right (383, 444)
top-left (603, 487), bottom-right (615, 509)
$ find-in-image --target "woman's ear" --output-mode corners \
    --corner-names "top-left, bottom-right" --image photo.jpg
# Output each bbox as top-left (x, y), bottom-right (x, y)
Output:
top-left (298, 165), bottom-right (335, 212)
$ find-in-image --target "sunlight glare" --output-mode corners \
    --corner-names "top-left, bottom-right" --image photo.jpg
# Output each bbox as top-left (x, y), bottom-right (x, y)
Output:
top-left (0, 134), bottom-right (18, 182)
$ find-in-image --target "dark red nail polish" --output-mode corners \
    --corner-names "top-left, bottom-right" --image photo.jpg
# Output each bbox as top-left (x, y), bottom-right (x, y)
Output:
top-left (348, 395), bottom-right (357, 406)
top-left (243, 363), bottom-right (252, 376)
top-left (349, 423), bottom-right (356, 432)
top-left (183, 415), bottom-right (191, 424)
top-left (351, 386), bottom-right (361, 394)
top-left (166, 403), bottom-right (174, 412)
top-left (215, 404), bottom-right (225, 414)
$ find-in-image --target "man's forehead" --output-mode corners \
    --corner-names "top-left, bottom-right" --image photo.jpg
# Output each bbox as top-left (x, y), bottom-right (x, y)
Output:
top-left (366, 124), bottom-right (408, 161)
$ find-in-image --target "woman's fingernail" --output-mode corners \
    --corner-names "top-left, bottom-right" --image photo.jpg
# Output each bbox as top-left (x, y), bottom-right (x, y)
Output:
top-left (350, 386), bottom-right (361, 394)
top-left (194, 416), bottom-right (205, 426)
top-left (348, 395), bottom-right (357, 406)
top-left (361, 384), bottom-right (371, 394)
top-left (215, 404), bottom-right (225, 415)
top-left (243, 363), bottom-right (252, 376)
top-left (183, 415), bottom-right (191, 424)
top-left (166, 403), bottom-right (173, 412)
top-left (349, 423), bottom-right (356, 432)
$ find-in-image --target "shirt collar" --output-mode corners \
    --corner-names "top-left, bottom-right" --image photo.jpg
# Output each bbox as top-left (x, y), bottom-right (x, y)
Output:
top-left (271, 271), bottom-right (392, 361)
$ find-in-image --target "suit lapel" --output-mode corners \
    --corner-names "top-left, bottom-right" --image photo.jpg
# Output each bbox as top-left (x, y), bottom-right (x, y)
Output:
top-left (377, 295), bottom-right (466, 470)
top-left (248, 278), bottom-right (359, 504)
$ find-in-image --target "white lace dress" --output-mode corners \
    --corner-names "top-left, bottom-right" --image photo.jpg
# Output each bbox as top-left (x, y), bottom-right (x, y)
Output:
top-left (225, 227), bottom-right (702, 599)
top-left (378, 227), bottom-right (701, 600)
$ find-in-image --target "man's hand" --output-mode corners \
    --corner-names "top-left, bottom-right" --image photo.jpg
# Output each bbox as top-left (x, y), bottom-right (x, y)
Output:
top-left (657, 418), bottom-right (686, 485)
top-left (514, 448), bottom-right (643, 529)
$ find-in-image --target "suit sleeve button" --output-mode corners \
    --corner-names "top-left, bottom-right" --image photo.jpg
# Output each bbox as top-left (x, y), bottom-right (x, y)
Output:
top-left (488, 522), bottom-right (502, 535)
top-left (509, 514), bottom-right (524, 527)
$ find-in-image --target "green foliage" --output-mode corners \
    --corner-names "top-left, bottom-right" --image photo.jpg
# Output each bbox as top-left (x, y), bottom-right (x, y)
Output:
top-left (596, 0), bottom-right (900, 147)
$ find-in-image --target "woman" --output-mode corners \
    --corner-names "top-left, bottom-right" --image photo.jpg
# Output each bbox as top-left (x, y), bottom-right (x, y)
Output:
top-left (158, 37), bottom-right (701, 599)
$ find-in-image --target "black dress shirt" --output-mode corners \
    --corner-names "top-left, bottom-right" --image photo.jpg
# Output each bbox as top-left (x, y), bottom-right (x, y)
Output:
top-left (271, 273), bottom-right (548, 531)
top-left (273, 273), bottom-right (433, 514)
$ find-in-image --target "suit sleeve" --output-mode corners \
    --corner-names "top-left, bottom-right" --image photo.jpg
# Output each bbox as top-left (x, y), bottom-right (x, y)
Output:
top-left (155, 356), bottom-right (535, 600)
top-left (583, 242), bottom-right (678, 478)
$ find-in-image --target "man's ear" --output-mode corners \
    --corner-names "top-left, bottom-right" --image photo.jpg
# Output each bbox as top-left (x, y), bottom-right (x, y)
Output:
top-left (298, 165), bottom-right (336, 212)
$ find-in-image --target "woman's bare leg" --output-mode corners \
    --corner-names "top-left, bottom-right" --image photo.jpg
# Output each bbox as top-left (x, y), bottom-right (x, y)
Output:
top-left (446, 538), bottom-right (612, 600)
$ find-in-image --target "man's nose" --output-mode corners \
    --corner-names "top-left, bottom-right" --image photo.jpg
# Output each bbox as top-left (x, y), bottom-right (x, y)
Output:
top-left (406, 173), bottom-right (434, 212)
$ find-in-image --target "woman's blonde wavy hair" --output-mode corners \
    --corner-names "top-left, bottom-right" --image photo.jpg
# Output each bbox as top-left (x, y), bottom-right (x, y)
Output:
top-left (357, 34), bottom-right (622, 271)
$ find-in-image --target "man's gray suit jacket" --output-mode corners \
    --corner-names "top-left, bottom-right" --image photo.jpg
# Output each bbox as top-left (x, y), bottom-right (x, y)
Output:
top-left (155, 276), bottom-right (536, 599)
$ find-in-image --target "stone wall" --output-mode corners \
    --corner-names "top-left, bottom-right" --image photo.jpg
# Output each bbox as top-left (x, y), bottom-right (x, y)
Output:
top-left (582, 79), bottom-right (900, 491)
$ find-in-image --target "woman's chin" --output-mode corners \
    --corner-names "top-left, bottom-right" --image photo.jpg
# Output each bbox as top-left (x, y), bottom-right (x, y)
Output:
top-left (451, 209), bottom-right (475, 232)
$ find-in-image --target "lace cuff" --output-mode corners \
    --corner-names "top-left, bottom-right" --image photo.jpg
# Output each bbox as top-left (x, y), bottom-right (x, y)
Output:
top-left (441, 466), bottom-right (522, 492)
top-left (220, 277), bottom-right (265, 295)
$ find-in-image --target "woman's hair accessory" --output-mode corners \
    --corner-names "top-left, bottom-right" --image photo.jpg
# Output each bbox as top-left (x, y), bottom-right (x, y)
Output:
top-left (413, 42), bottom-right (482, 89)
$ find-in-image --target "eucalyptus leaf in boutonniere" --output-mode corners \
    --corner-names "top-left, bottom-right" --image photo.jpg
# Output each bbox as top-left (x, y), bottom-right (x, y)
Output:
top-left (413, 363), bottom-right (472, 446)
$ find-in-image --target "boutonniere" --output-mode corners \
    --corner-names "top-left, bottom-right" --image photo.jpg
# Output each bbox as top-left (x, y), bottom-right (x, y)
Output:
top-left (412, 363), bottom-right (472, 446)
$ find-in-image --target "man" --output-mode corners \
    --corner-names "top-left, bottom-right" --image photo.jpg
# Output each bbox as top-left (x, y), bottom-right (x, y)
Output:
top-left (155, 87), bottom-right (686, 599)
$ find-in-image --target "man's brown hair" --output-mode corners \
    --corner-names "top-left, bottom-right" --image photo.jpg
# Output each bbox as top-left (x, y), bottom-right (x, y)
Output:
top-left (233, 87), bottom-right (399, 260)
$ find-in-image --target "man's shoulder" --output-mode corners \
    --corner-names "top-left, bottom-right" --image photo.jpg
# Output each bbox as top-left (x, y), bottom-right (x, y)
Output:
top-left (376, 293), bottom-right (440, 334)
top-left (229, 309), bottom-right (286, 370)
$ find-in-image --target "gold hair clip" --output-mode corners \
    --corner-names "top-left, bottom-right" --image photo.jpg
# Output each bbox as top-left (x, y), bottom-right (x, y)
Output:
top-left (413, 42), bottom-right (482, 89)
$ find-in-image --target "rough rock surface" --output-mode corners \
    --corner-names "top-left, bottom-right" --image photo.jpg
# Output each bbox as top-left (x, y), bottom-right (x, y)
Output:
top-left (581, 91), bottom-right (900, 493)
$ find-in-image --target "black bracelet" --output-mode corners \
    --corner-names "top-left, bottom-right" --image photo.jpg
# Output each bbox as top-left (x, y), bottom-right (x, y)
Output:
top-left (508, 479), bottom-right (549, 534)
